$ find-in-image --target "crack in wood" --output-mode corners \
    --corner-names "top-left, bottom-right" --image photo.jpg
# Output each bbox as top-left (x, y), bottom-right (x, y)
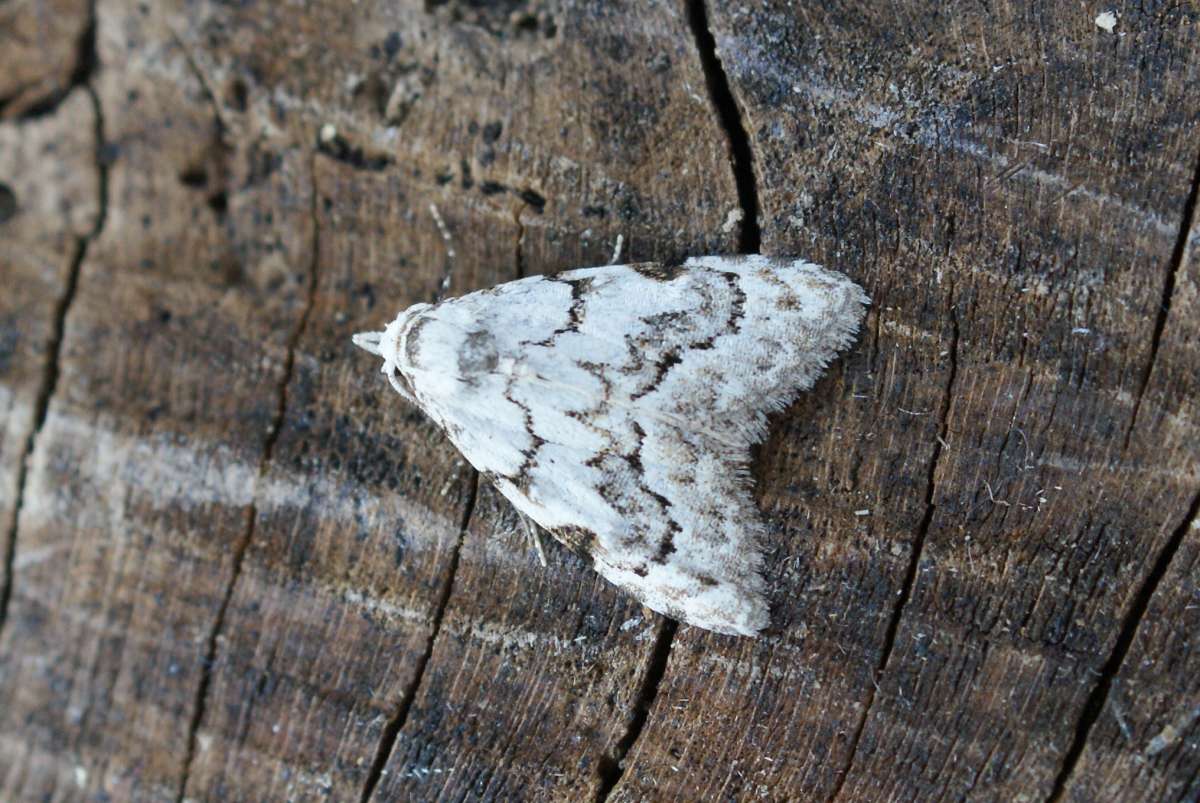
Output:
top-left (174, 156), bottom-right (322, 803)
top-left (1037, 144), bottom-right (1200, 799)
top-left (0, 80), bottom-right (109, 641)
top-left (1045, 487), bottom-right (1200, 802)
top-left (593, 619), bottom-right (678, 802)
top-left (684, 0), bottom-right (760, 254)
top-left (827, 302), bottom-right (960, 803)
top-left (586, 8), bottom-right (757, 797)
top-left (358, 469), bottom-right (479, 803)
top-left (168, 26), bottom-right (232, 140)
top-left (1124, 145), bottom-right (1200, 451)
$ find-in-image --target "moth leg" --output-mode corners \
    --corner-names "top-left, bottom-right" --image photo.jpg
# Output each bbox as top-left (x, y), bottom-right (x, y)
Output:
top-left (609, 233), bottom-right (624, 265)
top-left (520, 513), bottom-right (549, 567)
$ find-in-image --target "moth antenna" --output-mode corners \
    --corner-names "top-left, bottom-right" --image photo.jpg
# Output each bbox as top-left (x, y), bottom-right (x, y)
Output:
top-left (430, 203), bottom-right (456, 302)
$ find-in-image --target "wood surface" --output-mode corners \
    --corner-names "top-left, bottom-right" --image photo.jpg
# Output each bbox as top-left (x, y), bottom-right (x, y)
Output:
top-left (0, 1), bottom-right (1196, 801)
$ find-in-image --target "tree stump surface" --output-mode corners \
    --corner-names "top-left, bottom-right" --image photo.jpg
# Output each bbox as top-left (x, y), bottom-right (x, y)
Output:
top-left (0, 1), bottom-right (1197, 801)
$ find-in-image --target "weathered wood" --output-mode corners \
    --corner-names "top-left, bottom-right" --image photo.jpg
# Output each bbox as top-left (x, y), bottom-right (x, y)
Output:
top-left (373, 485), bottom-right (659, 802)
top-left (610, 3), bottom-right (1200, 801)
top-left (1, 6), bottom-right (316, 797)
top-left (1061, 179), bottom-right (1199, 801)
top-left (0, 88), bottom-right (100, 676)
top-left (0, 0), bottom-right (91, 118)
top-left (0, 0), bottom-right (1197, 801)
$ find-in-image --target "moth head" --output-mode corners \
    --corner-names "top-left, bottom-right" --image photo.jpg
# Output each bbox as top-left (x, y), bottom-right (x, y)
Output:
top-left (352, 302), bottom-right (433, 405)
top-left (355, 301), bottom-right (506, 409)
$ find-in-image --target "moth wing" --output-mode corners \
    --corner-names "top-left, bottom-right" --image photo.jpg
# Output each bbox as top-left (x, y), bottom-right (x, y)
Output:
top-left (404, 256), bottom-right (867, 636)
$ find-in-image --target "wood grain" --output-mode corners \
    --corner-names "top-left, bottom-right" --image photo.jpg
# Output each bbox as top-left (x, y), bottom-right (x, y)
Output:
top-left (0, 0), bottom-right (92, 118)
top-left (1059, 166), bottom-right (1200, 802)
top-left (0, 87), bottom-right (101, 697)
top-left (612, 2), bottom-right (1200, 801)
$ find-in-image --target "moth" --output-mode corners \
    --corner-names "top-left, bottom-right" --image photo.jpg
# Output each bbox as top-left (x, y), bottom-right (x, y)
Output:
top-left (353, 256), bottom-right (868, 636)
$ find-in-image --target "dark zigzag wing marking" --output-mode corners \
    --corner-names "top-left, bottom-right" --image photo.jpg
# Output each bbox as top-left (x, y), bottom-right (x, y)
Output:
top-left (624, 269), bottom-right (748, 563)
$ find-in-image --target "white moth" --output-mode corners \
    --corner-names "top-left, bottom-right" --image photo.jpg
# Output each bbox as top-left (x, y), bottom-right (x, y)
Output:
top-left (353, 256), bottom-right (868, 636)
